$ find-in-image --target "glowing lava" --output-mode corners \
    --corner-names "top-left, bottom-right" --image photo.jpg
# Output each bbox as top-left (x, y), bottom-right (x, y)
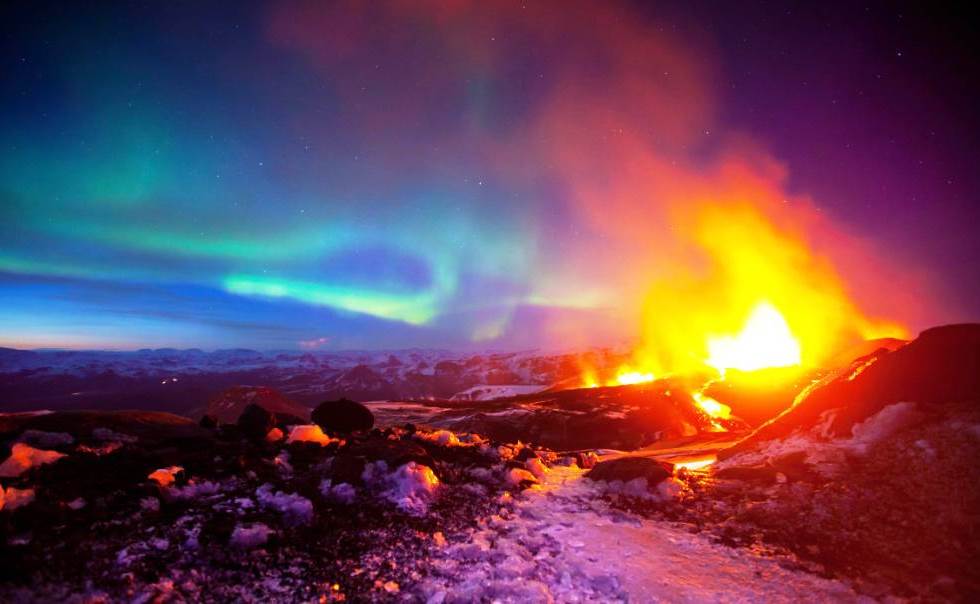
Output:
top-left (692, 392), bottom-right (731, 420)
top-left (614, 368), bottom-right (656, 385)
top-left (705, 302), bottom-right (801, 375)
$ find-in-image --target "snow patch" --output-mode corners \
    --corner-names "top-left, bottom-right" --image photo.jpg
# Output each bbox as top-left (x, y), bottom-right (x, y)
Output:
top-left (166, 480), bottom-right (221, 501)
top-left (0, 443), bottom-right (67, 477)
top-left (230, 523), bottom-right (273, 548)
top-left (256, 484), bottom-right (314, 525)
top-left (286, 424), bottom-right (335, 446)
top-left (0, 486), bottom-right (36, 511)
top-left (720, 401), bottom-right (924, 477)
top-left (417, 464), bottom-right (860, 602)
top-left (319, 479), bottom-right (356, 504)
top-left (363, 461), bottom-right (440, 515)
top-left (417, 429), bottom-right (460, 446)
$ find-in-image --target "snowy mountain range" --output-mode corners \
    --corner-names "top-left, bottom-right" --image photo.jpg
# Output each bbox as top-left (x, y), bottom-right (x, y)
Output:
top-left (0, 347), bottom-right (627, 414)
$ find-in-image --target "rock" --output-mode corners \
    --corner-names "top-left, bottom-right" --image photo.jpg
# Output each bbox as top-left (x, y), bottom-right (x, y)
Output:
top-left (16, 430), bottom-right (74, 448)
top-left (199, 414), bottom-right (218, 430)
top-left (515, 447), bottom-right (538, 461)
top-left (237, 404), bottom-right (276, 441)
top-left (330, 455), bottom-right (367, 485)
top-left (274, 413), bottom-right (307, 429)
top-left (330, 438), bottom-right (432, 485)
top-left (575, 451), bottom-right (599, 469)
top-left (205, 385), bottom-right (310, 425)
top-left (586, 457), bottom-right (672, 486)
top-left (312, 399), bottom-right (375, 434)
top-left (447, 381), bottom-right (738, 450)
top-left (0, 410), bottom-right (208, 446)
top-left (714, 465), bottom-right (779, 482)
top-left (346, 438), bottom-right (432, 468)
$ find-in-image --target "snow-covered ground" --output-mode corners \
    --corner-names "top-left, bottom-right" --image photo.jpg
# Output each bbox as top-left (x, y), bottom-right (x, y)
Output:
top-left (420, 464), bottom-right (861, 602)
top-left (450, 384), bottom-right (549, 401)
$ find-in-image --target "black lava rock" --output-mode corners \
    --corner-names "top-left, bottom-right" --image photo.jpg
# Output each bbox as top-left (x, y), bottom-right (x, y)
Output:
top-left (515, 447), bottom-right (539, 461)
top-left (275, 412), bottom-right (307, 429)
top-left (586, 457), bottom-right (672, 486)
top-left (237, 404), bottom-right (276, 441)
top-left (312, 399), bottom-right (374, 434)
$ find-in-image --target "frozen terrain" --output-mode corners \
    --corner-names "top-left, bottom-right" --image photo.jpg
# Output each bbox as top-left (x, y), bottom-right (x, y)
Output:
top-left (421, 463), bottom-right (860, 602)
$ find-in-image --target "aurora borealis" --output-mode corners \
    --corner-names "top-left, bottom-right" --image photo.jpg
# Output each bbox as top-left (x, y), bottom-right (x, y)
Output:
top-left (1, 1), bottom-right (977, 350)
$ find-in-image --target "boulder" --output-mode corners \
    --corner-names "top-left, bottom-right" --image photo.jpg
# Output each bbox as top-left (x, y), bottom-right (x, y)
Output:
top-left (312, 399), bottom-right (375, 434)
top-left (586, 457), bottom-right (672, 486)
top-left (204, 385), bottom-right (309, 425)
top-left (0, 410), bottom-right (209, 446)
top-left (237, 404), bottom-right (276, 441)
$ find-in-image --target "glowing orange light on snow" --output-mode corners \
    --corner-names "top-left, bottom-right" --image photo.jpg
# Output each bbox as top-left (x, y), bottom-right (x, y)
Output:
top-left (673, 458), bottom-right (716, 472)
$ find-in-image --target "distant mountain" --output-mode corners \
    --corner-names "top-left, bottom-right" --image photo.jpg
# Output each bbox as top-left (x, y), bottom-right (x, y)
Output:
top-left (0, 347), bottom-right (628, 414)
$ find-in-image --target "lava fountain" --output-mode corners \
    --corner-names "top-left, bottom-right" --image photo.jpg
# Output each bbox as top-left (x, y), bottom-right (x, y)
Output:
top-left (705, 301), bottom-right (801, 377)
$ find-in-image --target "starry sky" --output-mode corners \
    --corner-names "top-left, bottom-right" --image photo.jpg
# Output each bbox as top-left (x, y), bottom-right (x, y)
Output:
top-left (1, 1), bottom-right (977, 350)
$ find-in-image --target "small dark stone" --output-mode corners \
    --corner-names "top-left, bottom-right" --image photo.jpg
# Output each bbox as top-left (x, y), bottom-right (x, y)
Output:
top-left (237, 404), bottom-right (276, 441)
top-left (199, 414), bottom-right (218, 430)
top-left (312, 399), bottom-right (374, 434)
top-left (586, 457), bottom-right (672, 486)
top-left (515, 447), bottom-right (539, 461)
top-left (714, 465), bottom-right (779, 482)
top-left (403, 423), bottom-right (417, 435)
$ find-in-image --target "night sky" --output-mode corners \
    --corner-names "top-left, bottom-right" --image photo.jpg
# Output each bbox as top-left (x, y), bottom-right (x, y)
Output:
top-left (1, 1), bottom-right (977, 350)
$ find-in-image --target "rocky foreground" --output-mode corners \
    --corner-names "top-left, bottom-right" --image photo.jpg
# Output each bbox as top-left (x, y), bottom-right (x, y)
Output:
top-left (1, 325), bottom-right (978, 602)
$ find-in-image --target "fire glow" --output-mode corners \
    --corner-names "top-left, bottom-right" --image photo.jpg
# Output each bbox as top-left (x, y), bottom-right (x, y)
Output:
top-left (705, 302), bottom-right (801, 376)
top-left (577, 195), bottom-right (907, 408)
